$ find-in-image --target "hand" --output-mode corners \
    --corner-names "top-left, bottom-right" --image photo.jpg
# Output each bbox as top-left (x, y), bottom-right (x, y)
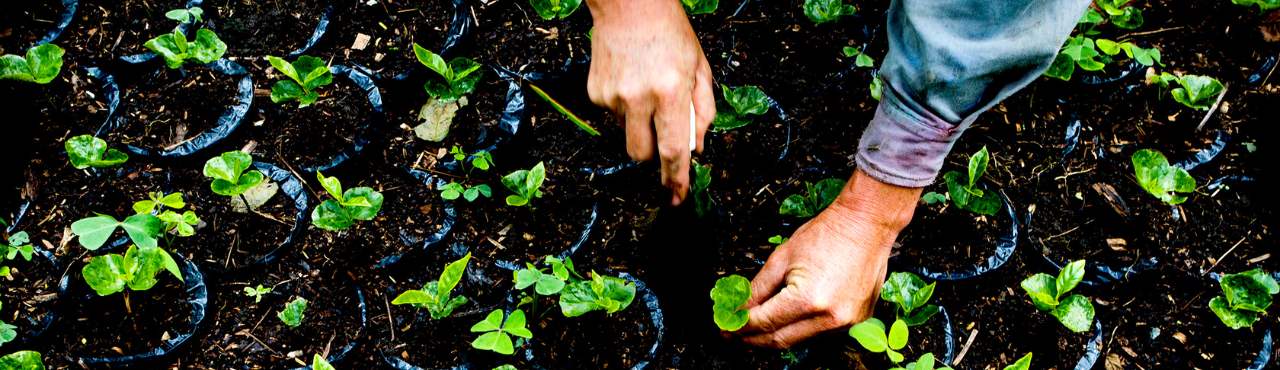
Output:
top-left (586, 0), bottom-right (716, 206)
top-left (736, 169), bottom-right (922, 348)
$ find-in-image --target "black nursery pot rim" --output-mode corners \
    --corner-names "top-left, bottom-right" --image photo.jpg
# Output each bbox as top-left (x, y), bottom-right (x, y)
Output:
top-left (520, 271), bottom-right (665, 370)
top-left (58, 254), bottom-right (209, 366)
top-left (374, 169), bottom-right (458, 270)
top-left (285, 64), bottom-right (386, 173)
top-left (896, 189), bottom-right (1019, 281)
top-left (208, 0), bottom-right (333, 59)
top-left (1073, 60), bottom-right (1144, 87)
top-left (282, 278), bottom-right (368, 370)
top-left (0, 248), bottom-right (63, 351)
top-left (97, 57), bottom-right (254, 159)
top-left (357, 0), bottom-right (474, 82)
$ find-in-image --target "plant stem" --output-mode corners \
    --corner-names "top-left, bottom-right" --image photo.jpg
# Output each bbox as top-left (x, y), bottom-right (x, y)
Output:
top-left (123, 290), bottom-right (133, 315)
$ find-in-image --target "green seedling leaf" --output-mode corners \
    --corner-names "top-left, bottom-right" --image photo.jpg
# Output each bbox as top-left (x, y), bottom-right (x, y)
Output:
top-left (1003, 353), bottom-right (1033, 370)
top-left (1221, 268), bottom-right (1280, 313)
top-left (1056, 259), bottom-right (1086, 300)
top-left (413, 43), bottom-right (483, 102)
top-left (870, 74), bottom-right (884, 101)
top-left (0, 350), bottom-right (45, 370)
top-left (1051, 294), bottom-right (1095, 333)
top-left (65, 135), bottom-right (129, 169)
top-left (267, 55), bottom-right (332, 108)
top-left (1233, 0), bottom-right (1280, 11)
top-left (710, 275), bottom-right (751, 331)
top-left (1020, 273), bottom-right (1059, 311)
top-left (942, 147), bottom-right (1002, 215)
top-left (502, 162), bottom-right (547, 207)
top-left (559, 272), bottom-right (636, 317)
top-left (243, 284), bottom-right (273, 303)
top-left (394, 253), bottom-right (472, 319)
top-left (682, 0), bottom-right (718, 14)
top-left (779, 178), bottom-right (845, 219)
top-left (311, 173), bottom-right (383, 230)
top-left (81, 245), bottom-right (182, 296)
top-left (921, 192), bottom-right (947, 205)
top-left (144, 27), bottom-right (227, 69)
top-left (691, 160), bottom-right (713, 217)
top-left (204, 151), bottom-right (265, 197)
top-left (1211, 296), bottom-right (1260, 329)
top-left (849, 318), bottom-right (888, 352)
top-left (311, 200), bottom-right (353, 231)
top-left (803, 0), bottom-right (856, 24)
top-left (0, 43), bottom-right (65, 84)
top-left (529, 0), bottom-right (583, 20)
top-left (165, 7), bottom-right (204, 23)
top-left (1131, 149), bottom-right (1196, 205)
top-left (471, 309), bottom-right (531, 355)
top-left (311, 354), bottom-right (334, 370)
top-left (278, 297), bottom-right (308, 328)
top-left (881, 272), bottom-right (939, 326)
top-left (71, 214), bottom-right (122, 251)
top-left (1170, 74), bottom-right (1225, 111)
top-left (842, 47), bottom-right (875, 68)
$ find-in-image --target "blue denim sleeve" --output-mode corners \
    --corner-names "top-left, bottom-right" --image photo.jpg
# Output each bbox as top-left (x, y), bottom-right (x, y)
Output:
top-left (855, 0), bottom-right (1092, 188)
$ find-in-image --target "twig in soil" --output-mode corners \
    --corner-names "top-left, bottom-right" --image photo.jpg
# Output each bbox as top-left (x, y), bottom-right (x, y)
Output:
top-left (1118, 26), bottom-right (1185, 39)
top-left (1263, 51), bottom-right (1280, 87)
top-left (951, 327), bottom-right (979, 366)
top-left (276, 156), bottom-right (320, 200)
top-left (1053, 167), bottom-right (1095, 181)
top-left (385, 294), bottom-right (395, 342)
top-left (239, 331), bottom-right (281, 355)
top-left (1196, 84), bottom-right (1228, 131)
top-left (1203, 236), bottom-right (1249, 275)
top-left (224, 233), bottom-right (239, 269)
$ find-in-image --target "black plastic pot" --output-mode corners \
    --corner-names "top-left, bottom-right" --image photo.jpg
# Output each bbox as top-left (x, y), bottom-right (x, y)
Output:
top-left (97, 58), bottom-right (254, 159)
top-left (296, 65), bottom-right (386, 173)
top-left (518, 272), bottom-right (665, 370)
top-left (61, 255), bottom-right (208, 367)
top-left (897, 190), bottom-right (1019, 281)
top-left (1075, 60), bottom-right (1144, 86)
top-left (0, 249), bottom-right (63, 352)
top-left (375, 169), bottom-right (458, 269)
top-left (36, 0), bottom-right (78, 46)
top-left (283, 279), bottom-right (368, 370)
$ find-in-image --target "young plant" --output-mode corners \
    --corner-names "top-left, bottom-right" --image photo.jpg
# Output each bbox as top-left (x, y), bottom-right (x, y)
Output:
top-left (65, 135), bottom-right (129, 169)
top-left (514, 256), bottom-right (574, 296)
top-left (266, 55), bottom-right (334, 108)
top-left (278, 297), bottom-right (308, 328)
top-left (1158, 74), bottom-right (1225, 111)
top-left (1209, 268), bottom-right (1279, 330)
top-left (920, 192), bottom-right (947, 205)
top-left (849, 318), bottom-right (909, 364)
top-left (132, 191), bottom-right (200, 237)
top-left (502, 162), bottom-right (546, 207)
top-left (311, 354), bottom-right (334, 370)
top-left (393, 253), bottom-right (472, 319)
top-left (710, 274), bottom-right (751, 331)
top-left (942, 146), bottom-right (1002, 216)
top-left (558, 271), bottom-right (636, 317)
top-left (0, 231), bottom-right (34, 278)
top-left (1020, 259), bottom-right (1094, 333)
top-left (528, 0), bottom-right (582, 20)
top-left (0, 351), bottom-right (44, 369)
top-left (1233, 0), bottom-right (1280, 11)
top-left (0, 43), bottom-right (64, 84)
top-left (203, 151), bottom-right (266, 198)
top-left (164, 7), bottom-right (204, 23)
top-left (803, 0), bottom-right (856, 24)
top-left (842, 46), bottom-right (875, 68)
top-left (682, 0), bottom-right (718, 14)
top-left (82, 244), bottom-right (183, 296)
top-left (0, 302), bottom-right (15, 346)
top-left (144, 8), bottom-right (227, 69)
top-left (691, 160), bottom-right (713, 218)
top-left (711, 85), bottom-right (771, 131)
top-left (893, 353), bottom-right (954, 370)
top-left (243, 284), bottom-right (272, 303)
top-left (413, 44), bottom-right (482, 102)
top-left (440, 182), bottom-right (492, 202)
top-left (768, 235), bottom-right (788, 245)
top-left (1095, 0), bottom-right (1143, 29)
top-left (870, 73), bottom-right (884, 101)
top-left (778, 178), bottom-right (845, 219)
top-left (471, 309), bottom-right (533, 355)
top-left (1131, 149), bottom-right (1195, 205)
top-left (71, 212), bottom-right (163, 250)
top-left (312, 172), bottom-right (384, 231)
top-left (1095, 39), bottom-right (1162, 67)
top-left (881, 272), bottom-right (940, 326)
top-left (451, 146), bottom-right (494, 172)
top-left (1044, 36), bottom-right (1105, 81)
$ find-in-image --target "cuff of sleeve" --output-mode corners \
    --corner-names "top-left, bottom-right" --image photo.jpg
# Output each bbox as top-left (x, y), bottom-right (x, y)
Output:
top-left (855, 88), bottom-right (963, 188)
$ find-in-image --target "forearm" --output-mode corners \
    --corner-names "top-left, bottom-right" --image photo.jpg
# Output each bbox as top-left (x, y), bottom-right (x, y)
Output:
top-left (857, 0), bottom-right (1091, 188)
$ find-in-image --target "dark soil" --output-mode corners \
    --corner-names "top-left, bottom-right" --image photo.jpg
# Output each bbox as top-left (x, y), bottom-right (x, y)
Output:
top-left (0, 249), bottom-right (61, 348)
top-left (248, 68), bottom-right (376, 171)
top-left (471, 0), bottom-right (593, 74)
top-left (894, 196), bottom-right (1015, 275)
top-left (47, 264), bottom-right (194, 365)
top-left (528, 294), bottom-right (660, 369)
top-left (60, 0), bottom-right (191, 61)
top-left (318, 0), bottom-right (456, 79)
top-left (113, 66), bottom-right (239, 151)
top-left (206, 0), bottom-right (327, 58)
top-left (0, 0), bottom-right (66, 55)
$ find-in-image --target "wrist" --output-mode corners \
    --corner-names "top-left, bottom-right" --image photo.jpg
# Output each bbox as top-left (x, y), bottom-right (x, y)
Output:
top-left (828, 169), bottom-right (921, 233)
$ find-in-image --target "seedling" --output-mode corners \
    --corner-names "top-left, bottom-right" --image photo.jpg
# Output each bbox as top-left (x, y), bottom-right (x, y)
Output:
top-left (0, 231), bottom-right (34, 278)
top-left (451, 146), bottom-right (494, 172)
top-left (528, 0), bottom-right (582, 20)
top-left (1020, 259), bottom-right (1095, 333)
top-left (493, 365), bottom-right (517, 370)
top-left (767, 235), bottom-right (788, 245)
top-left (471, 309), bottom-right (533, 355)
top-left (1153, 74), bottom-right (1224, 111)
top-left (1095, 0), bottom-right (1143, 29)
top-left (502, 162), bottom-right (547, 207)
top-left (842, 47), bottom-right (875, 68)
top-left (514, 256), bottom-right (574, 296)
top-left (0, 302), bottom-right (15, 346)
top-left (132, 192), bottom-right (200, 237)
top-left (1095, 39), bottom-right (1162, 67)
top-left (710, 274), bottom-right (750, 331)
top-left (71, 213), bottom-right (163, 250)
top-left (65, 135), bottom-right (129, 169)
top-left (0, 43), bottom-right (64, 84)
top-left (1131, 149), bottom-right (1195, 205)
top-left (870, 73), bottom-right (884, 101)
top-left (881, 272), bottom-right (940, 326)
top-left (0, 351), bottom-right (44, 369)
top-left (82, 244), bottom-right (183, 296)
top-left (1003, 353), bottom-right (1033, 370)
top-left (691, 160), bottom-right (713, 217)
top-left (311, 354), bottom-right (334, 370)
top-left (849, 318), bottom-right (908, 364)
top-left (892, 353), bottom-right (954, 370)
top-left (278, 297), bottom-right (308, 328)
top-left (558, 271), bottom-right (636, 317)
top-left (144, 8), bottom-right (227, 69)
top-left (164, 6), bottom-right (204, 24)
top-left (311, 172), bottom-right (384, 231)
top-left (203, 151), bottom-right (266, 198)
top-left (266, 55), bottom-right (334, 108)
top-left (1045, 35), bottom-right (1161, 81)
top-left (803, 0), bottom-right (855, 24)
top-left (1233, 0), bottom-right (1280, 11)
top-left (1209, 268), bottom-right (1279, 329)
top-left (778, 178), bottom-right (845, 219)
top-left (243, 284), bottom-right (272, 303)
top-left (440, 182), bottom-right (492, 202)
top-left (711, 85), bottom-right (771, 131)
top-left (413, 44), bottom-right (482, 102)
top-left (682, 0), bottom-right (718, 14)
top-left (393, 253), bottom-right (472, 319)
top-left (942, 146), bottom-right (1002, 216)
top-left (920, 192), bottom-right (947, 205)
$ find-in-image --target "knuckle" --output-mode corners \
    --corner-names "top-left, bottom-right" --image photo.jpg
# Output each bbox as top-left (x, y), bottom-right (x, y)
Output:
top-left (767, 334), bottom-right (791, 349)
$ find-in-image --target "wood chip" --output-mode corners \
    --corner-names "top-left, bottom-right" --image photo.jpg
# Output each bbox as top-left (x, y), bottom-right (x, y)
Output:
top-left (1091, 183), bottom-right (1130, 218)
top-left (352, 33), bottom-right (371, 50)
top-left (1105, 353), bottom-right (1126, 370)
top-left (1261, 10), bottom-right (1280, 42)
top-left (1106, 238), bottom-right (1128, 252)
top-left (1172, 331), bottom-right (1187, 344)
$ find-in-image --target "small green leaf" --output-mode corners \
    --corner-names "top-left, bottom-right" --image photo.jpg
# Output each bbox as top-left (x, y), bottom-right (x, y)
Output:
top-left (681, 0), bottom-right (719, 14)
top-left (721, 85), bottom-right (771, 117)
top-left (0, 350), bottom-right (45, 370)
top-left (1211, 295), bottom-right (1260, 329)
top-left (710, 275), bottom-right (751, 331)
top-left (311, 200), bottom-right (354, 231)
top-left (71, 214), bottom-right (121, 251)
top-left (278, 297), bottom-right (308, 328)
top-left (1131, 149), bottom-right (1196, 205)
top-left (342, 187), bottom-right (384, 221)
top-left (82, 254), bottom-right (128, 296)
top-left (803, 0), bottom-right (856, 24)
top-left (65, 135), bottom-right (129, 169)
top-left (1051, 294), bottom-right (1095, 333)
top-left (120, 214), bottom-right (163, 249)
top-left (1002, 353), bottom-right (1033, 370)
top-left (1056, 259), bottom-right (1086, 299)
top-left (1020, 273), bottom-right (1059, 311)
top-left (849, 318), bottom-right (888, 352)
top-left (887, 319), bottom-right (908, 350)
top-left (311, 354), bottom-right (334, 370)
top-left (413, 43), bottom-right (453, 81)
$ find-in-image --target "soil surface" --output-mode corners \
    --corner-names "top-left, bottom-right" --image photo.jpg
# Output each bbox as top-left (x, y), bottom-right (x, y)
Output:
top-left (206, 0), bottom-right (327, 58)
top-left (113, 66), bottom-right (240, 151)
top-left (248, 68), bottom-right (377, 171)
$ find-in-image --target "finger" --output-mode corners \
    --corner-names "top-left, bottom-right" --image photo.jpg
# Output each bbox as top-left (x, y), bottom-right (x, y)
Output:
top-left (745, 246), bottom-right (789, 308)
top-left (741, 316), bottom-right (837, 349)
top-left (738, 287), bottom-right (818, 336)
top-left (654, 88), bottom-right (692, 206)
top-left (623, 102), bottom-right (657, 162)
top-left (692, 57), bottom-right (715, 153)
top-left (586, 62), bottom-right (615, 111)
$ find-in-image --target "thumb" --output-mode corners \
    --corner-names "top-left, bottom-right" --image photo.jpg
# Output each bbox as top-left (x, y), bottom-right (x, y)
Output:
top-left (746, 246), bottom-right (790, 308)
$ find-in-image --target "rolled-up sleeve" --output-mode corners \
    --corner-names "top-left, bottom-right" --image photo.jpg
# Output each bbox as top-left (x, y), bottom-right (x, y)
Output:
top-left (856, 0), bottom-right (1092, 188)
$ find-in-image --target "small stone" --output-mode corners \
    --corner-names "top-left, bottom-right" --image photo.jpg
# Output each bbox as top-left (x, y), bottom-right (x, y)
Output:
top-left (1106, 238), bottom-right (1128, 251)
top-left (352, 33), bottom-right (371, 50)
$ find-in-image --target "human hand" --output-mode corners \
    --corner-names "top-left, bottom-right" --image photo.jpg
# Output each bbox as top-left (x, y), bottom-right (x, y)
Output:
top-left (736, 169), bottom-right (922, 348)
top-left (586, 0), bottom-right (716, 206)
